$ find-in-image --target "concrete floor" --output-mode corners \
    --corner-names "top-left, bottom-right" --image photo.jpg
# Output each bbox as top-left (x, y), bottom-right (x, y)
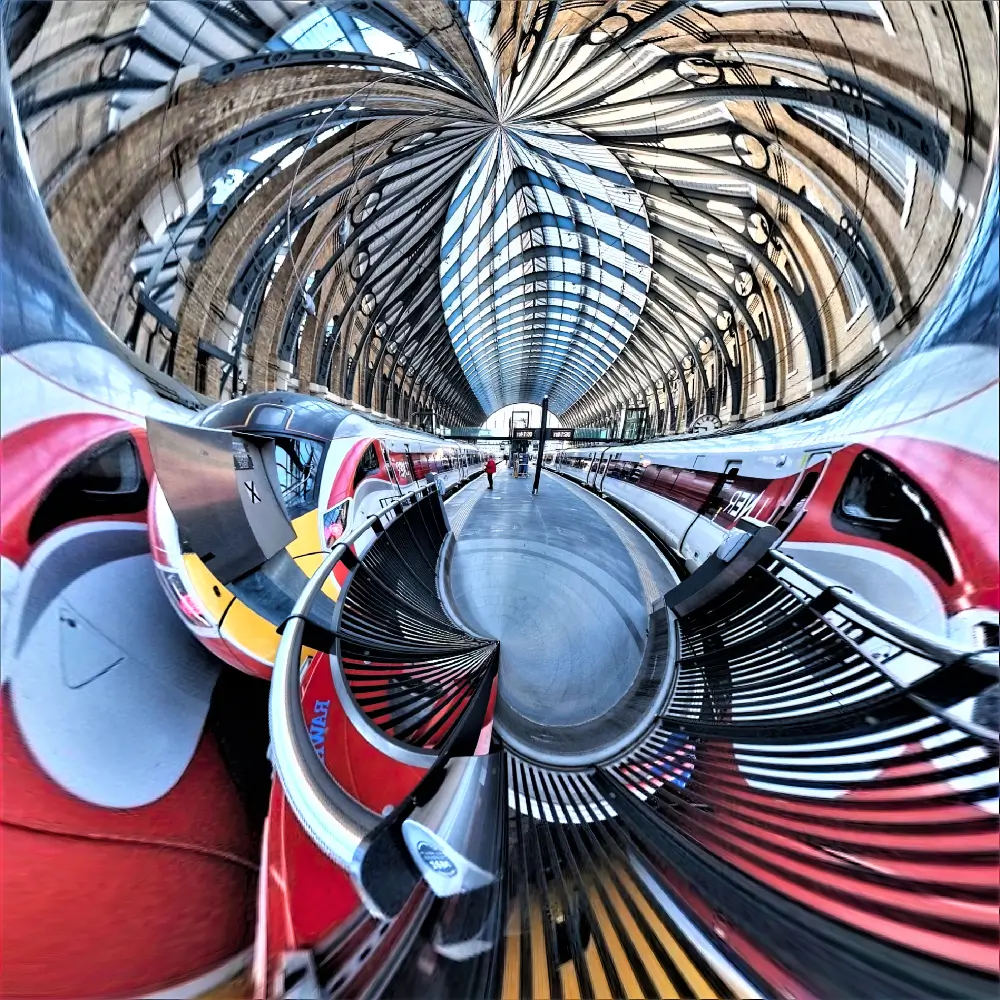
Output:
top-left (442, 467), bottom-right (677, 762)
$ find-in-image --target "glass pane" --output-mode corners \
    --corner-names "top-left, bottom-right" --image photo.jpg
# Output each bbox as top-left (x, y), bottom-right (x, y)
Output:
top-left (272, 437), bottom-right (324, 519)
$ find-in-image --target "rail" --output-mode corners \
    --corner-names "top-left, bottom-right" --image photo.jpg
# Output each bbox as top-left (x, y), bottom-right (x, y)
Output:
top-left (271, 500), bottom-right (997, 998)
top-left (269, 483), bottom-right (498, 902)
top-left (770, 548), bottom-right (999, 679)
top-left (331, 487), bottom-right (497, 764)
top-left (602, 543), bottom-right (999, 987)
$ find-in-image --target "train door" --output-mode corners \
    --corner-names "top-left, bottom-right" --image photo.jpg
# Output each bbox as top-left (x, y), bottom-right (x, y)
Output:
top-left (773, 451), bottom-right (832, 540)
top-left (381, 440), bottom-right (403, 496)
top-left (586, 453), bottom-right (600, 488)
top-left (599, 451), bottom-right (617, 492)
top-left (403, 445), bottom-right (419, 488)
top-left (589, 451), bottom-right (610, 490)
top-left (679, 457), bottom-right (737, 566)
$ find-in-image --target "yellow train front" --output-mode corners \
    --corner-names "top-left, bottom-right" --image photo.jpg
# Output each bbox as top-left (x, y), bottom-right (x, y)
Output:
top-left (148, 391), bottom-right (486, 677)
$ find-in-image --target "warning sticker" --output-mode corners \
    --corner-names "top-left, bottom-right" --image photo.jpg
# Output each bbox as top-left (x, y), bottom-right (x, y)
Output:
top-left (233, 440), bottom-right (254, 471)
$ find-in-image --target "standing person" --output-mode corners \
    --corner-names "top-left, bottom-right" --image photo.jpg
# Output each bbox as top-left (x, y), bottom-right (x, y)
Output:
top-left (485, 454), bottom-right (496, 490)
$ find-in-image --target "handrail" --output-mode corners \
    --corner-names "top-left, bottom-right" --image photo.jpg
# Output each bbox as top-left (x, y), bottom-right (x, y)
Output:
top-left (770, 549), bottom-right (1000, 678)
top-left (268, 484), bottom-right (441, 874)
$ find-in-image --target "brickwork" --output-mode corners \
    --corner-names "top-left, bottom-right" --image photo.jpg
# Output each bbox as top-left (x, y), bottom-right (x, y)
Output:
top-left (13, 0), bottom-right (998, 428)
top-left (13, 2), bottom-right (145, 194)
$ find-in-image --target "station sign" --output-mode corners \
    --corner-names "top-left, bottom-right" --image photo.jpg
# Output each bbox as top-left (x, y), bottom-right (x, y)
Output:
top-left (511, 427), bottom-right (578, 440)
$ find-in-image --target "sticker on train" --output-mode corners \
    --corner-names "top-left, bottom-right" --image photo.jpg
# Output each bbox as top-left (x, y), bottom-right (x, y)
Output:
top-left (323, 499), bottom-right (351, 548)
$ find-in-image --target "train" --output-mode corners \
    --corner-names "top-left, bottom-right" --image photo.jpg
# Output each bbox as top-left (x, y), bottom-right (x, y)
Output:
top-left (148, 392), bottom-right (490, 677)
top-left (0, 342), bottom-right (263, 995)
top-left (546, 342), bottom-right (1000, 653)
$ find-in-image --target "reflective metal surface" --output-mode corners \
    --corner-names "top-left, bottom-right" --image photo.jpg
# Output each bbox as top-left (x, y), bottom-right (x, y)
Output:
top-left (147, 418), bottom-right (296, 584)
top-left (402, 753), bottom-right (502, 896)
top-left (443, 470), bottom-right (679, 765)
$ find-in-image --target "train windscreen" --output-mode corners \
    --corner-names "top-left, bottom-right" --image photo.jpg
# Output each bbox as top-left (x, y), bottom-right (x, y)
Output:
top-left (272, 436), bottom-right (324, 520)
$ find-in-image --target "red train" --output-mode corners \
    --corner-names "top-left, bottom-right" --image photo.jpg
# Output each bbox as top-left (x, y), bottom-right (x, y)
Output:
top-left (550, 342), bottom-right (999, 652)
top-left (147, 392), bottom-right (488, 677)
top-left (0, 349), bottom-right (258, 996)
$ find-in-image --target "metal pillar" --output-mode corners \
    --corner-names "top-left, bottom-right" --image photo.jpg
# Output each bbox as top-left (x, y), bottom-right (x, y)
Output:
top-left (531, 395), bottom-right (549, 495)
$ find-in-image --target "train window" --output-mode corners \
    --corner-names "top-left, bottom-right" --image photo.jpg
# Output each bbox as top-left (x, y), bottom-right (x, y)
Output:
top-left (353, 444), bottom-right (380, 488)
top-left (410, 451), bottom-right (430, 480)
top-left (673, 468), bottom-right (715, 509)
top-left (249, 405), bottom-right (290, 430)
top-left (774, 470), bottom-right (820, 533)
top-left (650, 466), bottom-right (678, 498)
top-left (29, 433), bottom-right (148, 543)
top-left (978, 623), bottom-right (1000, 648)
top-left (273, 436), bottom-right (323, 520)
top-left (833, 450), bottom-right (956, 585)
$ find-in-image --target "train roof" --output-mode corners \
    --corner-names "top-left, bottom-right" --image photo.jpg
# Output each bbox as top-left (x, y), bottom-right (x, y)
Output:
top-left (196, 390), bottom-right (483, 448)
top-left (560, 343), bottom-right (999, 464)
top-left (198, 391), bottom-right (352, 440)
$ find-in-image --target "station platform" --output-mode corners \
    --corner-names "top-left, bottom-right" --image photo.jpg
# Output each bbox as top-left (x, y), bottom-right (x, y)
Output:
top-left (442, 464), bottom-right (678, 764)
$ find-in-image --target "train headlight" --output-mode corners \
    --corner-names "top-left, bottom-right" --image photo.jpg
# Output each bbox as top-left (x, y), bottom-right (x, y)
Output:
top-left (156, 567), bottom-right (214, 630)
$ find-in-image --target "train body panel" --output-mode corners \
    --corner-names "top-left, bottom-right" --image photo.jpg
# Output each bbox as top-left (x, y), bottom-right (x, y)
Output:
top-left (148, 392), bottom-right (488, 676)
top-left (1, 341), bottom-right (260, 994)
top-left (551, 344), bottom-right (999, 641)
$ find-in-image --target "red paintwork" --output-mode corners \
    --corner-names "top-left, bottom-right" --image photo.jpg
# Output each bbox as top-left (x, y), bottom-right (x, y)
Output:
top-left (789, 439), bottom-right (1000, 613)
top-left (300, 653), bottom-right (425, 813)
top-left (602, 433), bottom-right (999, 623)
top-left (0, 414), bottom-right (152, 567)
top-left (0, 691), bottom-right (255, 998)
top-left (749, 470), bottom-right (801, 523)
top-left (253, 654), bottom-right (428, 968)
top-left (217, 635), bottom-right (274, 681)
top-left (644, 855), bottom-right (820, 1000)
top-left (326, 439), bottom-right (387, 510)
top-left (147, 473), bottom-right (171, 566)
top-left (1, 413), bottom-right (259, 995)
top-left (873, 438), bottom-right (999, 612)
top-left (675, 742), bottom-right (1000, 973)
top-left (475, 675), bottom-right (499, 755)
top-left (258, 780), bottom-right (359, 974)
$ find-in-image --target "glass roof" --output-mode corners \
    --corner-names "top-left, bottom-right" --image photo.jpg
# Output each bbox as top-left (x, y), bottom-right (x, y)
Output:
top-left (80, 0), bottom-right (981, 428)
top-left (441, 122), bottom-right (651, 413)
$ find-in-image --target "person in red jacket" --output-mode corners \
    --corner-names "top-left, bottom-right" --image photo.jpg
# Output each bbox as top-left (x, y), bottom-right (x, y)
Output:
top-left (485, 455), bottom-right (497, 489)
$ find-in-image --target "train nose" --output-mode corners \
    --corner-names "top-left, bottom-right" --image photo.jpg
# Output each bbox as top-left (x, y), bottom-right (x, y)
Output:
top-left (2, 521), bottom-right (219, 809)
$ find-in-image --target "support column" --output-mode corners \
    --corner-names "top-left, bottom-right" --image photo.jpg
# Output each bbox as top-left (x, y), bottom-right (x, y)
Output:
top-left (532, 394), bottom-right (549, 496)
